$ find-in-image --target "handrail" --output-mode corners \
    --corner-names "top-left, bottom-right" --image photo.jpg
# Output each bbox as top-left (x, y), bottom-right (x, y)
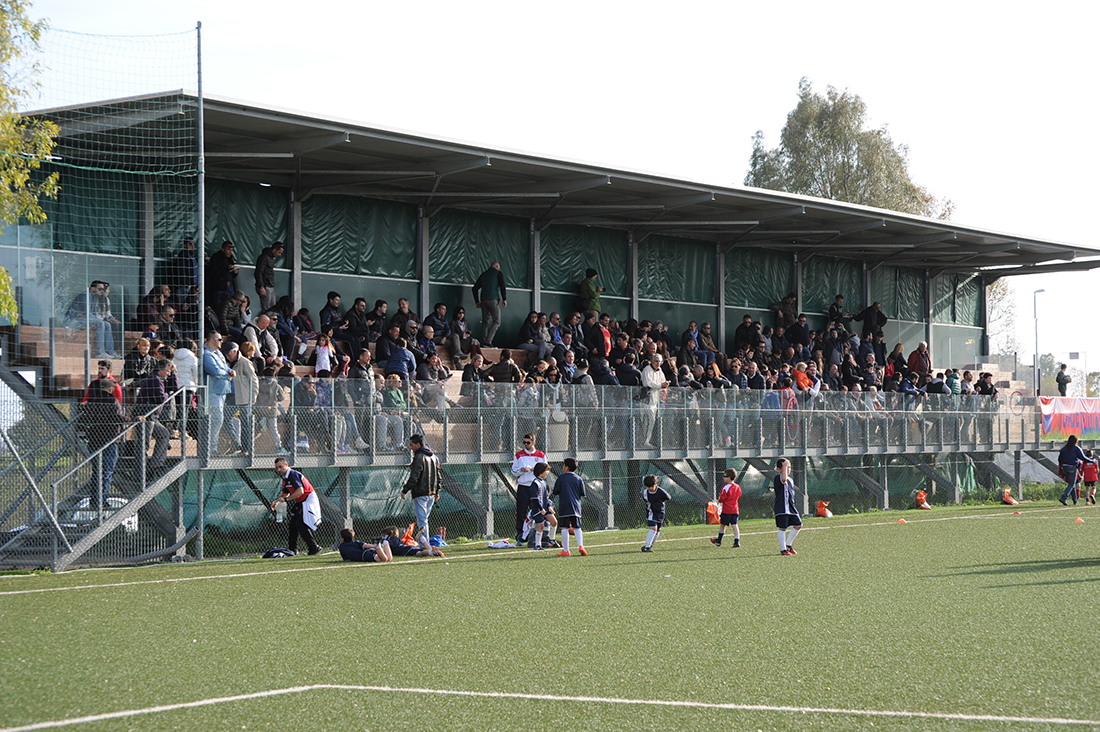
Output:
top-left (52, 385), bottom-right (195, 488)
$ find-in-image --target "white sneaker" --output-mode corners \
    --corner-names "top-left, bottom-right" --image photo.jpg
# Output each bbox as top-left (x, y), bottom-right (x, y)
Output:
top-left (354, 437), bottom-right (369, 450)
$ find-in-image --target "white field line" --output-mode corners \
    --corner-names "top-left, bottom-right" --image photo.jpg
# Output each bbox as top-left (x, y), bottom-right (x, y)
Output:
top-left (0, 506), bottom-right (1085, 598)
top-left (1, 683), bottom-right (1097, 731)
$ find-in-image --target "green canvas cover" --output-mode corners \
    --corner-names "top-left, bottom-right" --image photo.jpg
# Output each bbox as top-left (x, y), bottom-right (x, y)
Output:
top-left (204, 179), bottom-right (288, 264)
top-left (802, 257), bottom-right (863, 315)
top-left (638, 235), bottom-right (714, 302)
top-left (300, 194), bottom-right (416, 277)
top-left (725, 248), bottom-right (793, 309)
top-left (539, 224), bottom-right (628, 297)
top-left (429, 209), bottom-right (528, 287)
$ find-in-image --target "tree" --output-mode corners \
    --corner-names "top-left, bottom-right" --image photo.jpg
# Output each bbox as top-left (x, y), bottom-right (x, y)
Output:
top-left (0, 0), bottom-right (58, 322)
top-left (1086, 371), bottom-right (1100, 398)
top-left (746, 78), bottom-right (954, 220)
top-left (984, 278), bottom-right (1018, 355)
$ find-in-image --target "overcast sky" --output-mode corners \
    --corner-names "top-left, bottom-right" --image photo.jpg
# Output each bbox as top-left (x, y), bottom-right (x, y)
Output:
top-left (29, 0), bottom-right (1100, 370)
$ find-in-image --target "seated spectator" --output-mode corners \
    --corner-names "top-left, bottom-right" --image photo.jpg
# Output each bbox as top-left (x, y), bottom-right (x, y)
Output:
top-left (242, 313), bottom-right (281, 368)
top-left (319, 291), bottom-right (342, 329)
top-left (383, 337), bottom-right (417, 381)
top-left (447, 305), bottom-right (480, 368)
top-left (726, 359), bottom-right (748, 390)
top-left (418, 325), bottom-right (441, 361)
top-left (337, 297), bottom-right (372, 357)
top-left (338, 528), bottom-right (393, 563)
top-left (786, 314), bottom-right (810, 350)
top-left (823, 362), bottom-right (842, 392)
top-left (157, 306), bottom-right (182, 345)
top-left (486, 349), bottom-right (522, 383)
top-left (589, 357), bottom-right (620, 386)
top-left (404, 320), bottom-right (429, 366)
top-left (378, 375), bottom-right (407, 450)
top-left (415, 353), bottom-right (451, 411)
top-left (375, 324), bottom-right (403, 370)
top-left (124, 337), bottom-right (155, 382)
top-left (66, 281), bottom-right (119, 359)
top-left (294, 307), bottom-right (318, 340)
top-left (461, 353), bottom-right (490, 399)
top-left (616, 352), bottom-right (643, 386)
top-left (679, 337), bottom-right (700, 370)
top-left (366, 299), bottom-right (388, 342)
top-left (517, 310), bottom-right (549, 362)
top-left (136, 285), bottom-right (170, 329)
top-left (422, 303), bottom-right (451, 346)
top-left (388, 298), bottom-right (418, 334)
top-left (216, 291), bottom-right (245, 337)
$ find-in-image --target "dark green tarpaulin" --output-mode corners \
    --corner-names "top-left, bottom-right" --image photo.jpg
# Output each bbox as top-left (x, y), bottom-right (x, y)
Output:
top-left (300, 194), bottom-right (416, 277)
top-left (540, 225), bottom-right (628, 297)
top-left (931, 273), bottom-right (954, 324)
top-left (802, 257), bottom-right (863, 315)
top-left (429, 208), bottom-right (528, 287)
top-left (955, 275), bottom-right (981, 327)
top-left (204, 179), bottom-right (288, 265)
top-left (154, 181), bottom-right (198, 258)
top-left (932, 273), bottom-right (981, 326)
top-left (870, 264), bottom-right (925, 322)
top-left (47, 166), bottom-right (140, 256)
top-left (638, 235), bottom-right (714, 302)
top-left (725, 248), bottom-right (793, 309)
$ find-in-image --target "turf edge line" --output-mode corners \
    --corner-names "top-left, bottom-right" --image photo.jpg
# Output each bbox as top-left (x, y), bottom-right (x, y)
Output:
top-left (1, 683), bottom-right (1097, 731)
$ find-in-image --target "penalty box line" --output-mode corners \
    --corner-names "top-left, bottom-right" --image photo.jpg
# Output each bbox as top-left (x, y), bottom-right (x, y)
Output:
top-left (0, 506), bottom-right (1068, 598)
top-left (1, 683), bottom-right (1097, 731)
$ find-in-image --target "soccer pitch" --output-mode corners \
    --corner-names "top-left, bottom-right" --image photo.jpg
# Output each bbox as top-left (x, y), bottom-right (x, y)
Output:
top-left (1, 503), bottom-right (1097, 731)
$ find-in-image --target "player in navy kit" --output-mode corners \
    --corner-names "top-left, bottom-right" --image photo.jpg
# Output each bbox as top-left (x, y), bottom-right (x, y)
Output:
top-left (641, 474), bottom-right (672, 552)
top-left (528, 462), bottom-right (558, 550)
top-left (773, 458), bottom-right (802, 556)
top-left (338, 527), bottom-right (393, 562)
top-left (552, 457), bottom-right (587, 556)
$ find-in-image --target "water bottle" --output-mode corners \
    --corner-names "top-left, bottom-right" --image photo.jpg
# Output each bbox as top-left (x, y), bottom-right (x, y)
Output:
top-left (275, 502), bottom-right (286, 523)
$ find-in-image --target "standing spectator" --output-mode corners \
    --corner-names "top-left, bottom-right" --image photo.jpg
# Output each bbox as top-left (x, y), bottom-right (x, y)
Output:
top-left (1058, 434), bottom-right (1096, 506)
top-left (271, 457), bottom-right (322, 555)
top-left (773, 458), bottom-right (803, 556)
top-left (472, 261), bottom-right (507, 346)
top-left (786, 314), bottom-right (811, 351)
top-left (254, 241), bottom-right (284, 313)
top-left (770, 292), bottom-right (797, 329)
top-left (579, 268), bottom-right (604, 313)
top-left (1056, 364), bottom-right (1071, 396)
top-left (165, 238), bottom-right (200, 303)
top-left (553, 457), bottom-right (588, 556)
top-left (907, 341), bottom-right (932, 381)
top-left (205, 240), bottom-right (239, 306)
top-left (235, 341), bottom-right (260, 451)
top-left (133, 358), bottom-right (172, 470)
top-left (733, 314), bottom-right (760, 352)
top-left (639, 355), bottom-right (669, 448)
top-left (585, 312), bottom-right (613, 359)
top-left (202, 331), bottom-right (243, 456)
top-left (851, 301), bottom-right (887, 336)
top-left (511, 433), bottom-right (546, 545)
top-left (80, 360), bottom-right (124, 502)
top-left (388, 298), bottom-right (419, 335)
top-left (828, 295), bottom-right (850, 327)
top-left (401, 434), bottom-right (442, 549)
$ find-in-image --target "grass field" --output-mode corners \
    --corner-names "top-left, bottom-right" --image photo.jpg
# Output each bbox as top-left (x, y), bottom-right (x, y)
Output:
top-left (1, 501), bottom-right (1098, 731)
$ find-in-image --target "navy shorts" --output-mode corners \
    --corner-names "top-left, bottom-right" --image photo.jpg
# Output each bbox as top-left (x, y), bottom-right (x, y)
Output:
top-left (646, 519), bottom-right (663, 529)
top-left (560, 515), bottom-right (582, 529)
top-left (528, 509), bottom-right (551, 526)
top-left (720, 512), bottom-right (739, 526)
top-left (775, 514), bottom-right (802, 530)
top-left (361, 549), bottom-right (378, 562)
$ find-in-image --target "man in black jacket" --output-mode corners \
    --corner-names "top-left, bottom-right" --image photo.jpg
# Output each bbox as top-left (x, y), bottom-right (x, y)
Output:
top-left (254, 241), bottom-right (284, 313)
top-left (851, 301), bottom-right (887, 337)
top-left (205, 240), bottom-right (239, 307)
top-left (401, 435), bottom-right (442, 549)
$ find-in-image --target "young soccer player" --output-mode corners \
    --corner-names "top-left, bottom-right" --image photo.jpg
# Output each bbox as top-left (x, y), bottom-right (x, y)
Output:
top-left (710, 468), bottom-right (742, 548)
top-left (1084, 450), bottom-right (1098, 505)
top-left (529, 462), bottom-right (558, 550)
top-left (338, 527), bottom-right (393, 563)
top-left (773, 458), bottom-right (802, 556)
top-left (379, 526), bottom-right (444, 557)
top-left (552, 457), bottom-right (587, 556)
top-left (641, 474), bottom-right (671, 552)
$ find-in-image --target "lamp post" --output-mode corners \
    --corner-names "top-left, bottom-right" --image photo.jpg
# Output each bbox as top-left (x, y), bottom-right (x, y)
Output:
top-left (1033, 289), bottom-right (1045, 397)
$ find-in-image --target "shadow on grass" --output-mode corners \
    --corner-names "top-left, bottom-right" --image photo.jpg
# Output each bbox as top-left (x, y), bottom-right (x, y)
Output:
top-left (930, 556), bottom-right (1100, 580)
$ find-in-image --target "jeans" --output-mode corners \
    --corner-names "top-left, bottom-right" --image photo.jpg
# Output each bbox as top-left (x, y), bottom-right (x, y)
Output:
top-left (207, 393), bottom-right (241, 456)
top-left (414, 494), bottom-right (436, 548)
top-left (256, 286), bottom-right (276, 313)
top-left (1061, 464), bottom-right (1080, 503)
top-left (480, 299), bottom-right (501, 346)
top-left (95, 443), bottom-right (118, 502)
top-left (68, 317), bottom-right (114, 356)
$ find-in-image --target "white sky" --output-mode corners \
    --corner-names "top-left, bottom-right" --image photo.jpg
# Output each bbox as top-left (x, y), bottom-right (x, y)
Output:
top-left (30, 0), bottom-right (1100, 369)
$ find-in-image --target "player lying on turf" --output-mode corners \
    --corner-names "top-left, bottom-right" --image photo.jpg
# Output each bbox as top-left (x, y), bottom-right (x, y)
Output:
top-left (379, 526), bottom-right (446, 558)
top-left (338, 527), bottom-right (393, 562)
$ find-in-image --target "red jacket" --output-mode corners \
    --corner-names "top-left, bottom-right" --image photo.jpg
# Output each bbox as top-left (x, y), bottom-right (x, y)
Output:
top-left (718, 482), bottom-right (741, 514)
top-left (1083, 462), bottom-right (1099, 483)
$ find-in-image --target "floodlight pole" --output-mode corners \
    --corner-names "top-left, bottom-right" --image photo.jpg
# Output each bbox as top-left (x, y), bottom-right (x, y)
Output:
top-left (1033, 289), bottom-right (1044, 397)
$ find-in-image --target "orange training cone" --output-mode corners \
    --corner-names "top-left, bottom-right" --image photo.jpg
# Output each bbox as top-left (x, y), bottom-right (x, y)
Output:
top-left (1075, 518), bottom-right (1085, 523)
top-left (1014, 511), bottom-right (1021, 514)
top-left (897, 518), bottom-right (907, 523)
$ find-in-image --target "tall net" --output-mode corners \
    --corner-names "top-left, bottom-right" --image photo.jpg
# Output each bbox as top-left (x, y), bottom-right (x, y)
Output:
top-left (2, 27), bottom-right (200, 369)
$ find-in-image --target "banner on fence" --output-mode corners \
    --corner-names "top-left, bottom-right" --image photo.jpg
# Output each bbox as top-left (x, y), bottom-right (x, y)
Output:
top-left (1038, 397), bottom-right (1100, 440)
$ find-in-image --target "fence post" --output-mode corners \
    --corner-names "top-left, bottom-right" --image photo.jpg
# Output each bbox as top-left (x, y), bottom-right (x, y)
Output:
top-left (480, 464), bottom-right (494, 539)
top-left (196, 470), bottom-right (204, 561)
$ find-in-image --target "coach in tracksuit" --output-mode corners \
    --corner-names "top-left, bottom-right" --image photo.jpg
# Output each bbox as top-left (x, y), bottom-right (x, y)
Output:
top-left (511, 434), bottom-right (546, 544)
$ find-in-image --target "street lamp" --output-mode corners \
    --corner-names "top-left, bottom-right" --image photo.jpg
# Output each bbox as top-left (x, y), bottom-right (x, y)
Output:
top-left (1034, 289), bottom-right (1045, 397)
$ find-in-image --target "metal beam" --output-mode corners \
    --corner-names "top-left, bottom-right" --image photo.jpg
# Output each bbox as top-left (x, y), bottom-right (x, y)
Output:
top-left (209, 131), bottom-right (350, 156)
top-left (901, 454), bottom-right (959, 501)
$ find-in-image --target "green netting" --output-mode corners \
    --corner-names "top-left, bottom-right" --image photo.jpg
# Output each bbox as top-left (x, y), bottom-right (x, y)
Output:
top-left (300, 194), bottom-right (417, 277)
top-left (539, 225), bottom-right (628, 297)
top-left (931, 273), bottom-right (956, 324)
top-left (37, 167), bottom-right (140, 256)
top-left (869, 264), bottom-right (925, 322)
top-left (954, 275), bottom-right (982, 327)
top-left (204, 179), bottom-right (288, 265)
top-left (801, 257), bottom-right (863, 315)
top-left (725, 248), bottom-right (793, 309)
top-left (429, 208), bottom-right (529, 286)
top-left (638, 234), bottom-right (714, 302)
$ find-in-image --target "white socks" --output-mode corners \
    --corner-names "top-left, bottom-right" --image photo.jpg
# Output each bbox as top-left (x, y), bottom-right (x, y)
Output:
top-left (561, 532), bottom-right (569, 552)
top-left (547, 524), bottom-right (557, 540)
top-left (535, 529), bottom-right (543, 547)
top-left (573, 528), bottom-right (584, 548)
top-left (645, 529), bottom-right (657, 548)
top-left (778, 529), bottom-right (787, 552)
top-left (787, 527), bottom-right (800, 546)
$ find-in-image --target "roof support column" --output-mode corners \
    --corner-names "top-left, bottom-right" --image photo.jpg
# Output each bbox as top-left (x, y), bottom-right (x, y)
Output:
top-left (980, 278), bottom-right (990, 358)
top-left (530, 219), bottom-right (541, 313)
top-left (716, 245), bottom-right (726, 353)
top-left (862, 261), bottom-right (870, 311)
top-left (628, 231), bottom-right (639, 321)
top-left (793, 252), bottom-right (803, 313)
top-left (140, 181), bottom-right (155, 295)
top-left (925, 268), bottom-right (934, 358)
top-left (417, 207), bottom-right (430, 318)
top-left (288, 190), bottom-right (302, 308)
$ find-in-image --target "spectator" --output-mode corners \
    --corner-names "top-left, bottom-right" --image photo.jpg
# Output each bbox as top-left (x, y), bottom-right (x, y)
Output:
top-left (828, 295), bottom-right (850, 327)
top-left (547, 312), bottom-right (565, 344)
top-left (319, 291), bottom-right (342, 329)
top-left (770, 292), bottom-right (797, 329)
top-left (133, 358), bottom-right (172, 470)
top-left (1058, 434), bottom-right (1096, 506)
top-left (375, 323), bottom-right (403, 370)
top-left (216, 291), bottom-right (246, 338)
top-left (787, 314), bottom-right (811, 350)
top-left (124, 337), bottom-right (155, 382)
top-left (379, 375), bottom-right (408, 450)
top-left (422, 302), bottom-right (451, 346)
top-left (416, 353), bottom-right (452, 411)
top-left (242, 313), bottom-right (281, 368)
top-left (365, 299), bottom-right (388, 342)
top-left (165, 237), bottom-right (200, 301)
top-left (1057, 364), bottom-right (1071, 396)
top-left (235, 341), bottom-right (260, 449)
top-left (585, 312), bottom-right (613, 358)
top-left (253, 241), bottom-right (284, 313)
top-left (205, 240), bottom-right (239, 306)
top-left (66, 281), bottom-right (119, 359)
top-left (639, 355), bottom-right (670, 448)
top-left (80, 360), bottom-right (124, 501)
top-left (388, 298), bottom-right (419, 334)
top-left (616, 352), bottom-right (643, 386)
top-left (337, 297), bottom-right (372, 357)
top-left (733, 314), bottom-right (760, 352)
top-left (579, 268), bottom-right (604, 313)
top-left (155, 306), bottom-right (182, 345)
top-left (745, 361), bottom-right (766, 390)
top-left (202, 331), bottom-right (243, 456)
top-left (486, 348), bottom-right (522, 383)
top-left (851, 301), bottom-right (887, 336)
top-left (401, 434), bottom-right (442, 549)
top-left (472, 261), bottom-right (507, 346)
top-left (517, 310), bottom-right (549, 362)
top-left (136, 285), bottom-right (170, 329)
top-left (447, 305), bottom-right (479, 369)
top-left (907, 341), bottom-right (932, 381)
top-left (383, 337), bottom-right (417, 381)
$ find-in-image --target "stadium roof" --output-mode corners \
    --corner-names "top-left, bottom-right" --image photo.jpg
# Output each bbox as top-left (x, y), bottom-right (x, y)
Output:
top-left (34, 90), bottom-right (1100, 278)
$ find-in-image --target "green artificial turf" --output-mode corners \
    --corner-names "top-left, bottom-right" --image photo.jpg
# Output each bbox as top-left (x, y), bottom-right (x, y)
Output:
top-left (1, 502), bottom-right (1097, 731)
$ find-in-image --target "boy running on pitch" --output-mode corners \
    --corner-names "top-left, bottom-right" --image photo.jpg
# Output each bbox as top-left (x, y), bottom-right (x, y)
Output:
top-left (529, 462), bottom-right (558, 550)
top-left (641, 474), bottom-right (672, 552)
top-left (553, 457), bottom-right (587, 556)
top-left (710, 468), bottom-right (742, 548)
top-left (774, 458), bottom-right (802, 556)
top-left (1083, 449), bottom-right (1098, 505)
